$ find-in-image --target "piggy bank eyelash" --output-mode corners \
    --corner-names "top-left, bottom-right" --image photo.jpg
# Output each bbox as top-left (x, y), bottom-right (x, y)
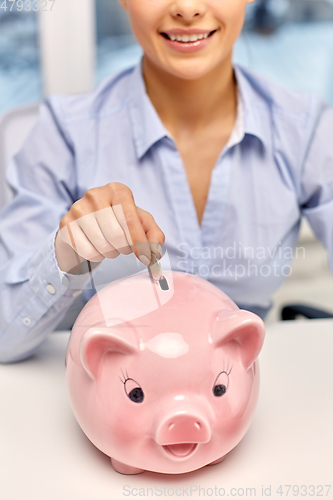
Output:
top-left (224, 358), bottom-right (232, 376)
top-left (119, 368), bottom-right (129, 384)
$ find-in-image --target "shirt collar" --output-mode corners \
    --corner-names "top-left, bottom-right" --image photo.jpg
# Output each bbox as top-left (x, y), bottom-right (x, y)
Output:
top-left (127, 58), bottom-right (171, 160)
top-left (127, 58), bottom-right (267, 160)
top-left (233, 64), bottom-right (268, 147)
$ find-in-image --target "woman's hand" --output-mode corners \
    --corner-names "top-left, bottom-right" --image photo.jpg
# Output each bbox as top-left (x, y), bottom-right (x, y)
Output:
top-left (54, 182), bottom-right (165, 274)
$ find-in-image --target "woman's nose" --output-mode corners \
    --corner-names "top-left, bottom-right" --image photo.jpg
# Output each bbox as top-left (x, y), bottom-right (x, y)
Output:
top-left (170, 0), bottom-right (207, 21)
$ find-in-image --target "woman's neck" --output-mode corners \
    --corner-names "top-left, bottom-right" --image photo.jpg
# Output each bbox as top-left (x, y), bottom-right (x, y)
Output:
top-left (142, 53), bottom-right (237, 139)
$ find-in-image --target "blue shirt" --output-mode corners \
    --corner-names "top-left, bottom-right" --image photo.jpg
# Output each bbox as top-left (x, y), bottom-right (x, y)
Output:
top-left (1, 58), bottom-right (333, 362)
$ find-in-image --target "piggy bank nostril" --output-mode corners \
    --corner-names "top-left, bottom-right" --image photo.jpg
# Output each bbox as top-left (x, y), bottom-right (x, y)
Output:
top-left (195, 422), bottom-right (201, 430)
top-left (168, 423), bottom-right (175, 431)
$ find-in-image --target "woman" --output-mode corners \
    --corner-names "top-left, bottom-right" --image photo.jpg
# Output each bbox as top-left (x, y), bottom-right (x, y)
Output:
top-left (0, 0), bottom-right (332, 362)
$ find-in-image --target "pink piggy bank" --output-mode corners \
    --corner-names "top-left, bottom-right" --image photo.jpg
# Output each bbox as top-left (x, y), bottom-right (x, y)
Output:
top-left (65, 270), bottom-right (265, 475)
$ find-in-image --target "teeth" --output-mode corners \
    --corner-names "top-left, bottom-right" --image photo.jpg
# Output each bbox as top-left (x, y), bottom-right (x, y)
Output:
top-left (169, 33), bottom-right (209, 42)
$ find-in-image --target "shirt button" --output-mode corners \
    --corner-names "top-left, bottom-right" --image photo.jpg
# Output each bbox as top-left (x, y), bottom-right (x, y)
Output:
top-left (46, 284), bottom-right (56, 295)
top-left (22, 317), bottom-right (31, 326)
top-left (72, 290), bottom-right (82, 297)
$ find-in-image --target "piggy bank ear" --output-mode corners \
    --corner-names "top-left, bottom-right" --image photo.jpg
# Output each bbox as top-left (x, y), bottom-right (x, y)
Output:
top-left (80, 323), bottom-right (139, 380)
top-left (212, 310), bottom-right (265, 370)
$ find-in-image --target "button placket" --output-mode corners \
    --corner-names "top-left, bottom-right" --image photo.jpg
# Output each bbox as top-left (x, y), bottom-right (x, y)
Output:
top-left (156, 140), bottom-right (202, 273)
top-left (46, 283), bottom-right (56, 295)
top-left (200, 153), bottom-right (233, 274)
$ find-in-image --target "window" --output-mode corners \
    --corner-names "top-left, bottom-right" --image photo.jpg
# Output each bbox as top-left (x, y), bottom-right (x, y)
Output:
top-left (0, 6), bottom-right (42, 115)
top-left (95, 0), bottom-right (142, 85)
top-left (235, 0), bottom-right (333, 105)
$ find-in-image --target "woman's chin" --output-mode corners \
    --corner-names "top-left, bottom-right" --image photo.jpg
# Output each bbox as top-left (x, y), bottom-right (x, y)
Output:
top-left (157, 57), bottom-right (223, 82)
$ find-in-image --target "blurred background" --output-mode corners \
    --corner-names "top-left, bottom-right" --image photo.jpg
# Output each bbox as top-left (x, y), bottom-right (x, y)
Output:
top-left (0, 0), bottom-right (333, 322)
top-left (1, 0), bottom-right (333, 113)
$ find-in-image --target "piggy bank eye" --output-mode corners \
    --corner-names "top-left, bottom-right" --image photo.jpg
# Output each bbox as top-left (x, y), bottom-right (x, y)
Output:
top-left (213, 370), bottom-right (230, 398)
top-left (124, 378), bottom-right (144, 404)
top-left (213, 384), bottom-right (226, 397)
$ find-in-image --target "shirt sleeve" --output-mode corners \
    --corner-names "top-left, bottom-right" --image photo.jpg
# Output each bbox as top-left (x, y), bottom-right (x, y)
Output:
top-left (299, 97), bottom-right (333, 274)
top-left (0, 97), bottom-right (92, 363)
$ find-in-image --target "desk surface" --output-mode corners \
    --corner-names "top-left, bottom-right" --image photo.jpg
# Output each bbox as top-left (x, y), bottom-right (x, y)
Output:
top-left (1, 320), bottom-right (333, 500)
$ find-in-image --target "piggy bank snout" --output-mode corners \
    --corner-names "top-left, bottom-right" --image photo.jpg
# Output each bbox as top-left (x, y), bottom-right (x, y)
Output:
top-left (156, 413), bottom-right (211, 446)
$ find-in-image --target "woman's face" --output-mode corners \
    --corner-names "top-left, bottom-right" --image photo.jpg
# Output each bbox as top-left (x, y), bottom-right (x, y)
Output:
top-left (118, 0), bottom-right (254, 80)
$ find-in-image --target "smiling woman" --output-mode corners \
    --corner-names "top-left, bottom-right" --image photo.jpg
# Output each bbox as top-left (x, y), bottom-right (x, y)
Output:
top-left (115, 0), bottom-right (255, 228)
top-left (118, 0), bottom-right (254, 81)
top-left (0, 0), bottom-right (333, 363)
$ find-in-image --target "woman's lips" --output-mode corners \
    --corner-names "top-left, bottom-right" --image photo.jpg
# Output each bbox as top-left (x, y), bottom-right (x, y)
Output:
top-left (160, 30), bottom-right (217, 53)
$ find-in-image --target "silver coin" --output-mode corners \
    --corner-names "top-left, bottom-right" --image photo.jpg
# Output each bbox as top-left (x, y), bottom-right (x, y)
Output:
top-left (148, 252), bottom-right (162, 282)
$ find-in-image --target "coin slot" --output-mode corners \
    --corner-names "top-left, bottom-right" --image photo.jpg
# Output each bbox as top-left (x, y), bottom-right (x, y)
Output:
top-left (158, 276), bottom-right (169, 291)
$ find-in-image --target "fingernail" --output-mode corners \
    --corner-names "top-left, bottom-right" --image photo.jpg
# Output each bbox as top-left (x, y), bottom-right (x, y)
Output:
top-left (139, 254), bottom-right (150, 266)
top-left (150, 243), bottom-right (162, 259)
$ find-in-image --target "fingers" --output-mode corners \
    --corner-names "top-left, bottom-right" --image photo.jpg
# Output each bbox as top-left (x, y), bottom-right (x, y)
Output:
top-left (109, 186), bottom-right (152, 263)
top-left (137, 207), bottom-right (165, 259)
top-left (56, 183), bottom-right (165, 271)
top-left (59, 217), bottom-right (104, 263)
top-left (72, 213), bottom-right (118, 261)
top-left (95, 207), bottom-right (126, 257)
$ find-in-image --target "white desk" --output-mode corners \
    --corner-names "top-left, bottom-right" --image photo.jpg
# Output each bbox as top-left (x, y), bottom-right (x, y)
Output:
top-left (1, 320), bottom-right (333, 500)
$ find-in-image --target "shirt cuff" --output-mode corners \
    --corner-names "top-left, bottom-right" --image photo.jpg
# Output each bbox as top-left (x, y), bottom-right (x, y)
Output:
top-left (29, 229), bottom-right (96, 307)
